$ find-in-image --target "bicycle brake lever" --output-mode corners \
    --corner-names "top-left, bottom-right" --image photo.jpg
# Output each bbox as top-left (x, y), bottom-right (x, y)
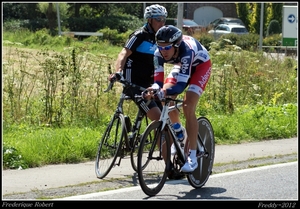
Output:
top-left (104, 82), bottom-right (114, 92)
top-left (104, 76), bottom-right (116, 92)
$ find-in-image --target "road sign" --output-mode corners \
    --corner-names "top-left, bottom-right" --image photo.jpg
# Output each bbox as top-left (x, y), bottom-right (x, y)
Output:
top-left (282, 6), bottom-right (298, 46)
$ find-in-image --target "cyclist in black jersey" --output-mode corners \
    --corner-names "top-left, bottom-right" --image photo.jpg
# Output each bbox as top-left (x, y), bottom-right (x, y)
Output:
top-left (109, 4), bottom-right (167, 120)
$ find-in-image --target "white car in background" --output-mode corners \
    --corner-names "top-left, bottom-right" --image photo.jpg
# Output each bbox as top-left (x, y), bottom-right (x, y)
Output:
top-left (208, 24), bottom-right (249, 39)
top-left (207, 17), bottom-right (245, 30)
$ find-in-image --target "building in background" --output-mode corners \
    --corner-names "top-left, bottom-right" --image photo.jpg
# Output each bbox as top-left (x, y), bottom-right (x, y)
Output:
top-left (184, 3), bottom-right (238, 27)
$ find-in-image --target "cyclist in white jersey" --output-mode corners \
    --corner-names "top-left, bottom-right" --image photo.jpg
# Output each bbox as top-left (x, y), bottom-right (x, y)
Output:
top-left (149, 25), bottom-right (212, 173)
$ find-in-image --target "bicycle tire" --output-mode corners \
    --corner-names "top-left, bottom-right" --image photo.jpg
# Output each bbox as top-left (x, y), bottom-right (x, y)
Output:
top-left (95, 114), bottom-right (126, 179)
top-left (187, 116), bottom-right (215, 188)
top-left (137, 120), bottom-right (171, 197)
top-left (130, 115), bottom-right (150, 172)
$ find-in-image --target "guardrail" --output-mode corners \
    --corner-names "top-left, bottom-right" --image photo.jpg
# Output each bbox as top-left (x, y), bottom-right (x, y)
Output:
top-left (61, 31), bottom-right (103, 37)
top-left (261, 46), bottom-right (297, 56)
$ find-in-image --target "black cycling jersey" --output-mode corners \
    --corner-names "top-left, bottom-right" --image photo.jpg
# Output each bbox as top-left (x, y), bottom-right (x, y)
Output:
top-left (123, 23), bottom-right (157, 88)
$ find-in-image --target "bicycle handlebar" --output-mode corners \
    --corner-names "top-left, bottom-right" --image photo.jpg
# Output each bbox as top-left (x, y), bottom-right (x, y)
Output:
top-left (104, 74), bottom-right (146, 93)
top-left (140, 89), bottom-right (183, 104)
top-left (136, 89), bottom-right (183, 111)
top-left (104, 73), bottom-right (183, 107)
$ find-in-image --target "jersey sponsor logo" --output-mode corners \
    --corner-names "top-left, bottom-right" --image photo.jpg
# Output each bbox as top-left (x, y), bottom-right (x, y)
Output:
top-left (126, 59), bottom-right (133, 67)
top-left (180, 56), bottom-right (190, 74)
top-left (199, 67), bottom-right (211, 87)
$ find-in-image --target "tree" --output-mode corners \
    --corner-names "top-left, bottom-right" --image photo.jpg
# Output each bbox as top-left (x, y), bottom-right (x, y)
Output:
top-left (65, 3), bottom-right (177, 19)
top-left (266, 19), bottom-right (281, 36)
top-left (236, 3), bottom-right (250, 30)
top-left (67, 3), bottom-right (84, 18)
top-left (3, 3), bottom-right (44, 20)
top-left (266, 3), bottom-right (283, 28)
top-left (248, 3), bottom-right (268, 35)
top-left (45, 3), bottom-right (56, 34)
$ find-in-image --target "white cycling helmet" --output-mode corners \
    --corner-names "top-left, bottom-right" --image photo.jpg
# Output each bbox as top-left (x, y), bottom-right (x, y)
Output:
top-left (144, 4), bottom-right (168, 19)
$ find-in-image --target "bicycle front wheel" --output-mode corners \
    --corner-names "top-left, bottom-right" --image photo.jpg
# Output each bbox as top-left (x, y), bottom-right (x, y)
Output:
top-left (187, 116), bottom-right (215, 188)
top-left (95, 114), bottom-right (126, 179)
top-left (137, 121), bottom-right (171, 197)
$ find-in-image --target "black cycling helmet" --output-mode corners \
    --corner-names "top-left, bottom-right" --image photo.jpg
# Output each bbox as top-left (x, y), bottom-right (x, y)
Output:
top-left (155, 25), bottom-right (183, 47)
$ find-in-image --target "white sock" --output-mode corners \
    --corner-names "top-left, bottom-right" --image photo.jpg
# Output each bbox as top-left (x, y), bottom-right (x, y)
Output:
top-left (189, 150), bottom-right (196, 159)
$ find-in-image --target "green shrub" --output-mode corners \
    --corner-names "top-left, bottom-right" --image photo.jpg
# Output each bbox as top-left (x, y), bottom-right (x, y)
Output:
top-left (99, 27), bottom-right (133, 46)
top-left (3, 19), bottom-right (24, 31)
top-left (3, 142), bottom-right (29, 169)
top-left (266, 19), bottom-right (281, 36)
top-left (263, 34), bottom-right (282, 46)
top-left (195, 33), bottom-right (215, 50)
top-left (235, 33), bottom-right (260, 51)
top-left (66, 14), bottom-right (143, 34)
top-left (212, 33), bottom-right (259, 51)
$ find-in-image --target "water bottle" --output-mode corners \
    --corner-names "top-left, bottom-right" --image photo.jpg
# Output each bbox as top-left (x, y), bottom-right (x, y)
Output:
top-left (172, 123), bottom-right (184, 142)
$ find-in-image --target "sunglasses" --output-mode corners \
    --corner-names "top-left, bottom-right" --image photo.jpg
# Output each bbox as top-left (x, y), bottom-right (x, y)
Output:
top-left (157, 44), bottom-right (173, 51)
top-left (153, 17), bottom-right (166, 22)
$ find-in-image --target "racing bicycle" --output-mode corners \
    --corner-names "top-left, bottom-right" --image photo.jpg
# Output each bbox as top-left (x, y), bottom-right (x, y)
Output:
top-left (95, 74), bottom-right (153, 179)
top-left (137, 94), bottom-right (215, 196)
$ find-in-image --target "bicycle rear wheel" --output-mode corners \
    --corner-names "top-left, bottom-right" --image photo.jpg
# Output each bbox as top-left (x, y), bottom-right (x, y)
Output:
top-left (95, 114), bottom-right (126, 179)
top-left (187, 116), bottom-right (215, 188)
top-left (137, 121), bottom-right (170, 197)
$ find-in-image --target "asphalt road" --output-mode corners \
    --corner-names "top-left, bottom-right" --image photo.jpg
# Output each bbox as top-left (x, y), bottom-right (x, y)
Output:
top-left (57, 162), bottom-right (298, 200)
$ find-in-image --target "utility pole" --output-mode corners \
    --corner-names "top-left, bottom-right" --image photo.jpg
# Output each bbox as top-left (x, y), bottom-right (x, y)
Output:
top-left (143, 3), bottom-right (146, 21)
top-left (177, 3), bottom-right (184, 31)
top-left (259, 3), bottom-right (264, 50)
top-left (56, 3), bottom-right (61, 36)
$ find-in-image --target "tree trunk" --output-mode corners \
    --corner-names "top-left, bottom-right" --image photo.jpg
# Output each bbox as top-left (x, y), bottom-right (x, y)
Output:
top-left (46, 3), bottom-right (56, 35)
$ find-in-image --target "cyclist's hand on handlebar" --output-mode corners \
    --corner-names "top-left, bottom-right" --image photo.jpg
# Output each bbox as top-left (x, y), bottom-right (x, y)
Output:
top-left (142, 89), bottom-right (152, 100)
top-left (155, 89), bottom-right (165, 101)
top-left (143, 83), bottom-right (166, 101)
top-left (108, 74), bottom-right (115, 81)
top-left (151, 83), bottom-right (166, 100)
top-left (108, 72), bottom-right (123, 82)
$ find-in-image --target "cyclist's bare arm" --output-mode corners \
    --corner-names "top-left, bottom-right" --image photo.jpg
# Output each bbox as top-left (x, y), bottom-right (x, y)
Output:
top-left (109, 48), bottom-right (132, 81)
